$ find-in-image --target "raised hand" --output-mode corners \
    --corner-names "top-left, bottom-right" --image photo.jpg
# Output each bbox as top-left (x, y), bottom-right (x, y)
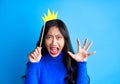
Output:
top-left (68, 38), bottom-right (96, 62)
top-left (28, 47), bottom-right (42, 63)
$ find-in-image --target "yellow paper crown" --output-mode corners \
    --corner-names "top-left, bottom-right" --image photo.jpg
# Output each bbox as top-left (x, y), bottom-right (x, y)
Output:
top-left (42, 9), bottom-right (58, 23)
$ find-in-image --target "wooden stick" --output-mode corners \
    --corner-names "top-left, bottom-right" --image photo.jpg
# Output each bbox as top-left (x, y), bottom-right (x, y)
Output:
top-left (39, 23), bottom-right (46, 47)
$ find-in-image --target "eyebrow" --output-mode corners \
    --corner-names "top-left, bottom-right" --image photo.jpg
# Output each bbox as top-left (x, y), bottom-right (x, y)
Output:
top-left (46, 34), bottom-right (63, 36)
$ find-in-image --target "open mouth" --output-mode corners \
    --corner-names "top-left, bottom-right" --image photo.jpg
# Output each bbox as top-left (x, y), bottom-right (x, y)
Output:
top-left (49, 47), bottom-right (59, 56)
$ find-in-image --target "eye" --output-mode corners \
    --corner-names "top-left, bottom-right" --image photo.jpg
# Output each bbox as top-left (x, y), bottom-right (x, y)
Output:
top-left (56, 35), bottom-right (63, 40)
top-left (46, 35), bottom-right (52, 39)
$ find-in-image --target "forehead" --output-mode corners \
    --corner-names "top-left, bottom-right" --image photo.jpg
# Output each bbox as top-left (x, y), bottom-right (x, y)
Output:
top-left (47, 26), bottom-right (62, 35)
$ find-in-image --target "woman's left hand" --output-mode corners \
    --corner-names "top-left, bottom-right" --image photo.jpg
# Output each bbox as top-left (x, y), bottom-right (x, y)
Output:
top-left (68, 38), bottom-right (96, 62)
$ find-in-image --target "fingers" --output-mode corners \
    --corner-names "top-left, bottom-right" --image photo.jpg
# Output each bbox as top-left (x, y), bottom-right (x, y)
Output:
top-left (85, 41), bottom-right (93, 51)
top-left (36, 47), bottom-right (42, 54)
top-left (68, 51), bottom-right (76, 59)
top-left (82, 38), bottom-right (88, 49)
top-left (81, 38), bottom-right (93, 52)
top-left (77, 38), bottom-right (96, 57)
top-left (28, 47), bottom-right (42, 62)
top-left (87, 51), bottom-right (96, 56)
top-left (32, 47), bottom-right (41, 58)
top-left (77, 39), bottom-right (81, 52)
top-left (77, 39), bottom-right (81, 47)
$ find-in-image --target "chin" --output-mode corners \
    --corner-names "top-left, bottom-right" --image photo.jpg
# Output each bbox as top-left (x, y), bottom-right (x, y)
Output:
top-left (49, 52), bottom-right (60, 57)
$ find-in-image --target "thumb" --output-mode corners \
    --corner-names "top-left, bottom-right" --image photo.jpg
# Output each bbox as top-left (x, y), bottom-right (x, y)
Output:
top-left (67, 51), bottom-right (75, 59)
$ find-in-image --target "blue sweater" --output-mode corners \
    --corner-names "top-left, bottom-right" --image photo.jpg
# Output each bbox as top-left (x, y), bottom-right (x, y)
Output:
top-left (25, 52), bottom-right (89, 84)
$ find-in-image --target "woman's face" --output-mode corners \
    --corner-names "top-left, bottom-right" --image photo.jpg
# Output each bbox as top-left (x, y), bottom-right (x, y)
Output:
top-left (45, 26), bottom-right (65, 57)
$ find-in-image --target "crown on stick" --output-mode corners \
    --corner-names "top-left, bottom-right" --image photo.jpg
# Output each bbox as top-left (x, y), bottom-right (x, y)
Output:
top-left (42, 9), bottom-right (58, 23)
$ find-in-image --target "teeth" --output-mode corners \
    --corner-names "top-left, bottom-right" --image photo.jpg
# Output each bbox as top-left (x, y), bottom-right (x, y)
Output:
top-left (50, 47), bottom-right (58, 55)
top-left (51, 48), bottom-right (57, 51)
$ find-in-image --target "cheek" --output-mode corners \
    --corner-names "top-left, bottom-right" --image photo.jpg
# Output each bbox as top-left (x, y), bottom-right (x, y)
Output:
top-left (61, 39), bottom-right (65, 48)
top-left (45, 40), bottom-right (50, 48)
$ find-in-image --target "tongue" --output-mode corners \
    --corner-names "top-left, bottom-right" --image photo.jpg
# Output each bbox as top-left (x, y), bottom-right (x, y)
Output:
top-left (50, 48), bottom-right (58, 55)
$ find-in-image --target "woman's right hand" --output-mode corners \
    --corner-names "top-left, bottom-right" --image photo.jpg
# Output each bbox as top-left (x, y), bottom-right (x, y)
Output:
top-left (28, 47), bottom-right (42, 63)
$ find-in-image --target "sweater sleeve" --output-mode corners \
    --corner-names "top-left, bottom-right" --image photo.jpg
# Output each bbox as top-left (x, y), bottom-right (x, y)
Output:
top-left (24, 62), bottom-right (39, 84)
top-left (76, 62), bottom-right (89, 84)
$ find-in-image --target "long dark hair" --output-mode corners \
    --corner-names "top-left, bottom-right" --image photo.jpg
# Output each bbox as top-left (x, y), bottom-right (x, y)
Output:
top-left (36, 19), bottom-right (77, 84)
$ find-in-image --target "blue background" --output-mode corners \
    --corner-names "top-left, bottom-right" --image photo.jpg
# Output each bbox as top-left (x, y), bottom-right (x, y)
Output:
top-left (0, 0), bottom-right (120, 84)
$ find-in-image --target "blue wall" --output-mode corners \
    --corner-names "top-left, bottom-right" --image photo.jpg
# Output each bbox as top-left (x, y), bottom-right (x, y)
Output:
top-left (0, 0), bottom-right (120, 84)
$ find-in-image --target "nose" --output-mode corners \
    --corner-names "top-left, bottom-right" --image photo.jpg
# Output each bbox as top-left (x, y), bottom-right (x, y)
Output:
top-left (51, 37), bottom-right (57, 45)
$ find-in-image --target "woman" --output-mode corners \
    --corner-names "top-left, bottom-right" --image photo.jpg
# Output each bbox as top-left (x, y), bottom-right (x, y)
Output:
top-left (24, 19), bottom-right (95, 84)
